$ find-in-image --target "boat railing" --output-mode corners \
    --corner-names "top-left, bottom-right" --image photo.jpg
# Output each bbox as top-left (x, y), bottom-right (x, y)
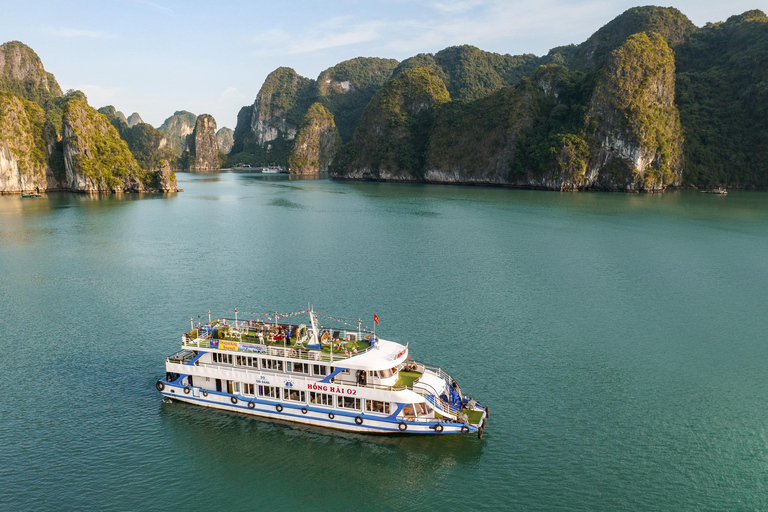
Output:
top-left (182, 334), bottom-right (377, 363)
top-left (409, 360), bottom-right (455, 385)
top-left (425, 394), bottom-right (461, 417)
top-left (193, 361), bottom-right (409, 392)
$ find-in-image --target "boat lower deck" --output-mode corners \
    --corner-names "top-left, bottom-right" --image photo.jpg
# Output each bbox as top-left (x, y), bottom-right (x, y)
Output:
top-left (158, 379), bottom-right (483, 436)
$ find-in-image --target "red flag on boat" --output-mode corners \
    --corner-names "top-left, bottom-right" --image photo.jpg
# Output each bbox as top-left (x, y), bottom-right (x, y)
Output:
top-left (374, 313), bottom-right (379, 325)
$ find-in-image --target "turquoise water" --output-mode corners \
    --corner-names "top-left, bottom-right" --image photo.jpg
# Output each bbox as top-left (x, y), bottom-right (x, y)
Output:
top-left (1, 172), bottom-right (767, 511)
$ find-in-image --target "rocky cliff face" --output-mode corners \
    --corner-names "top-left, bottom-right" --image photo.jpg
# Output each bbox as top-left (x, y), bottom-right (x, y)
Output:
top-left (584, 32), bottom-right (682, 191)
top-left (288, 103), bottom-right (340, 173)
top-left (569, 6), bottom-right (695, 72)
top-left (126, 112), bottom-right (143, 127)
top-left (216, 127), bottom-right (233, 154)
top-left (315, 57), bottom-right (399, 143)
top-left (62, 93), bottom-right (177, 192)
top-left (249, 67), bottom-right (313, 147)
top-left (0, 92), bottom-right (59, 192)
top-left (337, 33), bottom-right (682, 192)
top-left (336, 66), bottom-right (450, 180)
top-left (184, 114), bottom-right (219, 172)
top-left (98, 105), bottom-right (129, 133)
top-left (0, 41), bottom-right (62, 104)
top-left (158, 110), bottom-right (197, 157)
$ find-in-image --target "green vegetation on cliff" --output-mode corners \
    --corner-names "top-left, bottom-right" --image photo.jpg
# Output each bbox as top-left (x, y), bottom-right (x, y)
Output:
top-left (0, 91), bottom-right (48, 174)
top-left (569, 6), bottom-right (696, 71)
top-left (675, 10), bottom-right (768, 187)
top-left (288, 102), bottom-right (341, 173)
top-left (158, 110), bottom-right (197, 158)
top-left (394, 45), bottom-right (540, 101)
top-left (587, 32), bottom-right (682, 188)
top-left (63, 91), bottom-right (149, 188)
top-left (316, 57), bottom-right (399, 143)
top-left (337, 66), bottom-right (450, 177)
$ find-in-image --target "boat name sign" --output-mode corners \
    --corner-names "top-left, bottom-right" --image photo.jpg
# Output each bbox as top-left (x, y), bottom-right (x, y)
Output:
top-left (307, 383), bottom-right (357, 395)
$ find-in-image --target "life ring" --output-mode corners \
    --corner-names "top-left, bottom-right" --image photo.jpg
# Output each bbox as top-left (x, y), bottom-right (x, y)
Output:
top-left (276, 404), bottom-right (283, 412)
top-left (231, 396), bottom-right (238, 405)
top-left (354, 416), bottom-right (363, 425)
top-left (301, 407), bottom-right (308, 414)
top-left (434, 423), bottom-right (444, 433)
top-left (156, 381), bottom-right (165, 391)
top-left (290, 349), bottom-right (297, 357)
top-left (202, 390), bottom-right (208, 397)
top-left (248, 401), bottom-right (256, 409)
top-left (328, 412), bottom-right (335, 420)
top-left (398, 422), bottom-right (407, 431)
top-left (183, 386), bottom-right (191, 394)
top-left (461, 425), bottom-right (470, 434)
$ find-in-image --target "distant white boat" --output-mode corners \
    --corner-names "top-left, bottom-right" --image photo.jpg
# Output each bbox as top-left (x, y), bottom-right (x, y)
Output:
top-left (261, 166), bottom-right (286, 174)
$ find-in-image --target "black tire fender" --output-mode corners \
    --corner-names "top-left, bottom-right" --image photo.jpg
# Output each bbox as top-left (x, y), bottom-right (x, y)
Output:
top-left (183, 386), bottom-right (191, 394)
top-left (435, 423), bottom-right (444, 433)
top-left (354, 416), bottom-right (363, 425)
top-left (461, 425), bottom-right (470, 434)
top-left (276, 404), bottom-right (283, 412)
top-left (301, 407), bottom-right (308, 414)
top-left (156, 381), bottom-right (165, 391)
top-left (398, 422), bottom-right (407, 431)
top-left (202, 390), bottom-right (208, 397)
top-left (328, 412), bottom-right (335, 420)
top-left (231, 396), bottom-right (238, 405)
top-left (248, 401), bottom-right (256, 409)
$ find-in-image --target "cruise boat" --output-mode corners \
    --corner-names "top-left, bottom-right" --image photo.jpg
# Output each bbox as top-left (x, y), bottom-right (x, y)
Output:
top-left (156, 309), bottom-right (489, 437)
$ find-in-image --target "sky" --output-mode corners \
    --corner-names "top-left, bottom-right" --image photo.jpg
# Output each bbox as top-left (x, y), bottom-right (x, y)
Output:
top-left (2, 0), bottom-right (762, 129)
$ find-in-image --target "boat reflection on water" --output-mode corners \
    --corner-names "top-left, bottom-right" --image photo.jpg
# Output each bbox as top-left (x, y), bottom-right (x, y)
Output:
top-left (158, 395), bottom-right (484, 506)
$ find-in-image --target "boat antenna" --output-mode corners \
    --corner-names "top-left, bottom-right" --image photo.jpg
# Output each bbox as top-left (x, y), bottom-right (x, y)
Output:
top-left (208, 310), bottom-right (211, 324)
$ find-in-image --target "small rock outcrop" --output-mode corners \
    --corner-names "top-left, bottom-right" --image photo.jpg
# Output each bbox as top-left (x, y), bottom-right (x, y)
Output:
top-left (183, 114), bottom-right (219, 172)
top-left (288, 103), bottom-right (340, 173)
top-left (216, 127), bottom-right (233, 154)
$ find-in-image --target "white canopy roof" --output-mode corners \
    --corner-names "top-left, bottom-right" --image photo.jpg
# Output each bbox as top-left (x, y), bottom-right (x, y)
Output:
top-left (335, 338), bottom-right (408, 370)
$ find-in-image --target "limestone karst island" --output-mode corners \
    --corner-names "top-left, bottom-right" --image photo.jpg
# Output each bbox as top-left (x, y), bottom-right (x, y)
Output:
top-left (1, 6), bottom-right (767, 194)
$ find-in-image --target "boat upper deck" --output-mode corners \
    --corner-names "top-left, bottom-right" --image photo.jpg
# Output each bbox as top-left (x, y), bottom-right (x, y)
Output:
top-left (182, 318), bottom-right (408, 370)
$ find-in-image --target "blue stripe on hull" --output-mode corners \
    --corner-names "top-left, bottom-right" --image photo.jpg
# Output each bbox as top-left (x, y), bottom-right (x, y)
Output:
top-left (159, 386), bottom-right (475, 434)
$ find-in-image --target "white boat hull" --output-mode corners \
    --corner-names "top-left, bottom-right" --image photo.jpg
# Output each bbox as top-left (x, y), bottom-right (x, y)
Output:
top-left (160, 382), bottom-right (478, 435)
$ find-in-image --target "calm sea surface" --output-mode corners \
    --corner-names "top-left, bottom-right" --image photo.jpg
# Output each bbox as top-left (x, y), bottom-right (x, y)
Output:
top-left (1, 172), bottom-right (767, 511)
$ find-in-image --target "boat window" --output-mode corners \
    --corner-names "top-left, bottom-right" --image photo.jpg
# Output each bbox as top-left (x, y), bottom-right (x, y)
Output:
top-left (251, 358), bottom-right (258, 368)
top-left (365, 400), bottom-right (390, 414)
top-left (402, 404), bottom-right (415, 416)
top-left (242, 383), bottom-right (255, 395)
top-left (261, 358), bottom-right (283, 371)
top-left (415, 403), bottom-right (429, 416)
top-left (338, 397), bottom-right (361, 410)
top-left (233, 382), bottom-right (240, 393)
top-left (283, 389), bottom-right (306, 402)
top-left (310, 392), bottom-right (333, 406)
top-left (312, 364), bottom-right (328, 376)
top-left (258, 385), bottom-right (279, 399)
top-left (228, 354), bottom-right (233, 365)
top-left (288, 362), bottom-right (309, 374)
top-left (379, 368), bottom-right (393, 378)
